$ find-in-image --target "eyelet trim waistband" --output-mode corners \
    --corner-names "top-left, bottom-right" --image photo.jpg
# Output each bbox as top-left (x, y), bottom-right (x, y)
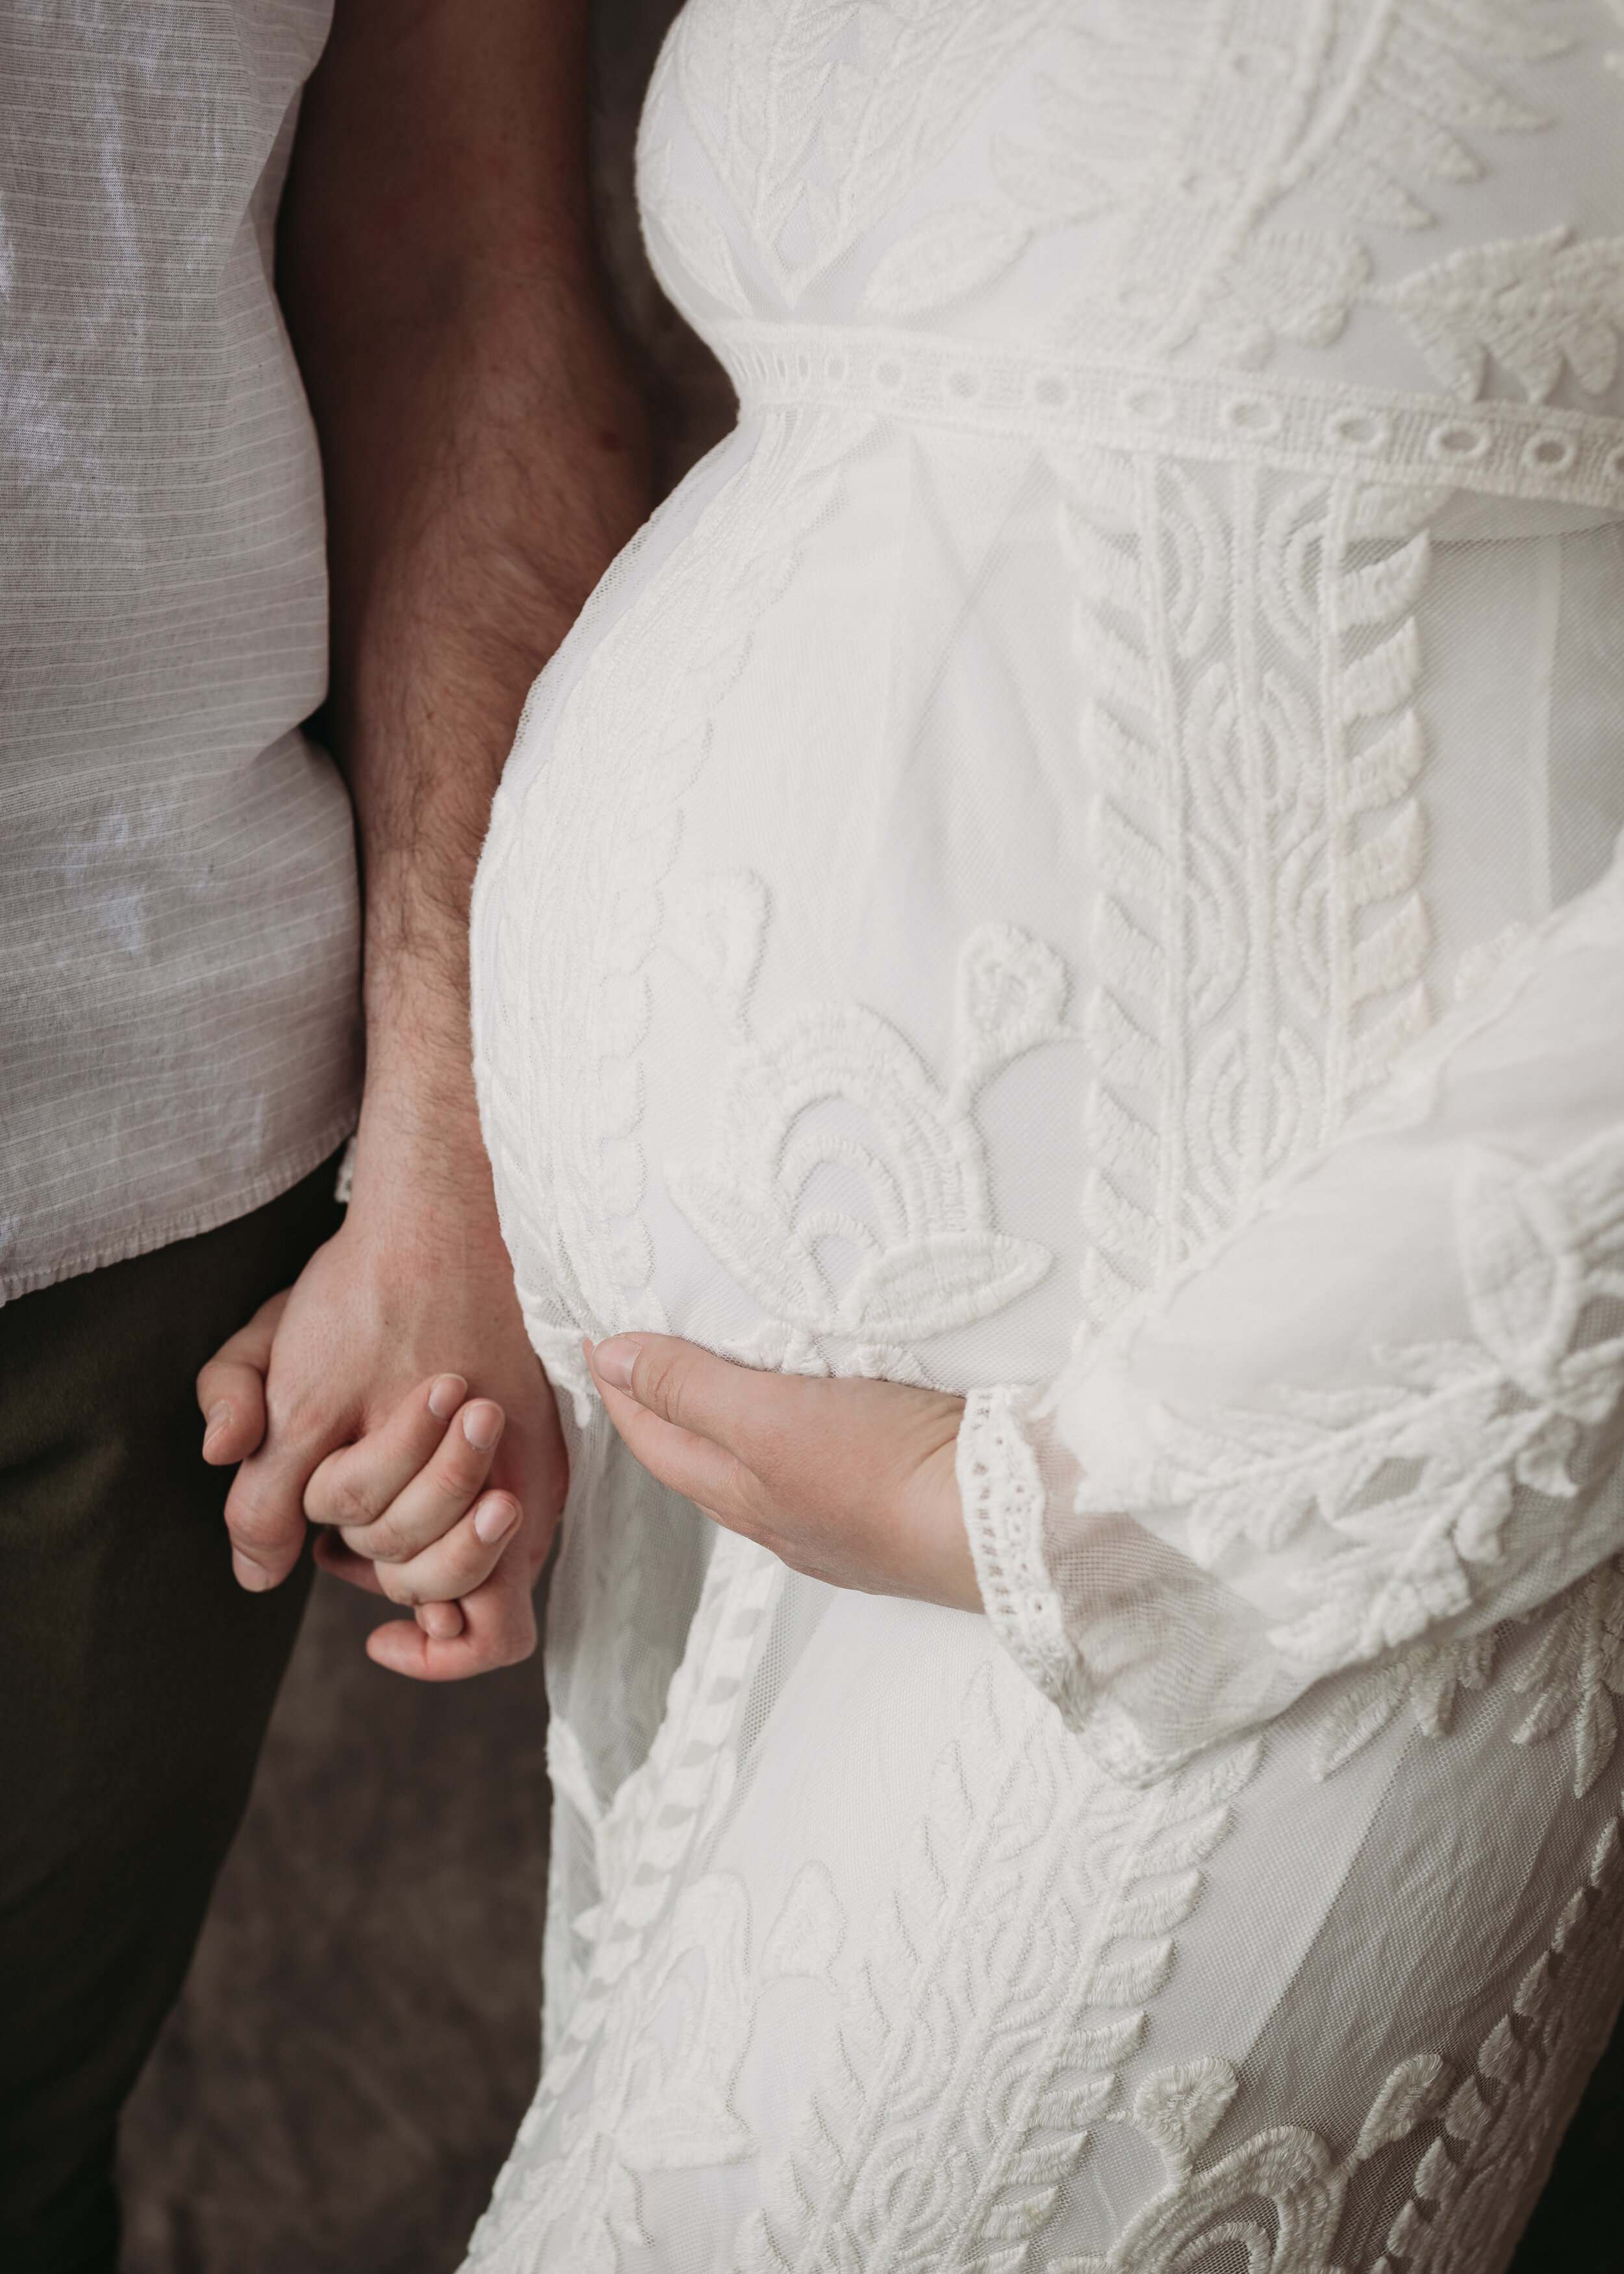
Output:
top-left (715, 322), bottom-right (1624, 511)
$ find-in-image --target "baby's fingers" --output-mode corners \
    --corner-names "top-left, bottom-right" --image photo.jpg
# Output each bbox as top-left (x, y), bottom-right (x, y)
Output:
top-left (366, 1493), bottom-right (522, 1607)
top-left (304, 1373), bottom-right (471, 1533)
top-left (327, 1398), bottom-right (507, 1563)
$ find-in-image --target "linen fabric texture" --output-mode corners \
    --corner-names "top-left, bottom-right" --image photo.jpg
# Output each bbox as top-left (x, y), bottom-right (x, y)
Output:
top-left (468, 5), bottom-right (1624, 2269)
top-left (0, 0), bottom-right (361, 1303)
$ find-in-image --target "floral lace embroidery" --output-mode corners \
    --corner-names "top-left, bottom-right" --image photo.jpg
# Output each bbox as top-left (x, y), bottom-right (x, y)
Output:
top-left (1065, 453), bottom-right (1438, 1325)
top-left (651, 0), bottom-right (1614, 403)
top-left (1044, 0), bottom-right (1564, 364)
top-left (1082, 1121), bottom-right (1624, 1669)
top-left (466, 1535), bottom-right (783, 2269)
top-left (1371, 1797), bottom-right (1624, 2273)
top-left (1043, 1789), bottom-right (1624, 2272)
top-left (476, 1863), bottom-right (845, 2274)
top-left (1310, 1632), bottom-right (1498, 1779)
top-left (1053, 2054), bottom-right (1356, 2271)
top-left (648, 0), bottom-right (1624, 472)
top-left (733, 1662), bottom-right (1259, 2274)
top-left (477, 412), bottom-right (872, 1422)
top-left (1510, 1554), bottom-right (1624, 1796)
top-left (969, 1394), bottom-right (1624, 1798)
top-left (1381, 226), bottom-right (1624, 403)
top-left (665, 906), bottom-right (1072, 1374)
top-left (471, 1650), bottom-right (1258, 2274)
top-left (657, 0), bottom-right (1061, 314)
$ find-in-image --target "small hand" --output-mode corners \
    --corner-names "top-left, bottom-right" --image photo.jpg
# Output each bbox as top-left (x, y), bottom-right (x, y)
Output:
top-left (301, 1372), bottom-right (524, 1631)
top-left (197, 1181), bottom-right (566, 1678)
top-left (585, 1334), bottom-right (980, 1611)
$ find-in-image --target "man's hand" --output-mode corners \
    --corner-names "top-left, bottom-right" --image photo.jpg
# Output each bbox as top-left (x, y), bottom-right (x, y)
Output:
top-left (586, 1335), bottom-right (982, 1611)
top-left (190, 0), bottom-right (647, 1677)
top-left (198, 1185), bottom-right (567, 1678)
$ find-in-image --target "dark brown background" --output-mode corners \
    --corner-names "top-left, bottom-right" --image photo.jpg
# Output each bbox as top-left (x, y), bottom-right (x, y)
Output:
top-left (116, 6), bottom-right (1621, 2264)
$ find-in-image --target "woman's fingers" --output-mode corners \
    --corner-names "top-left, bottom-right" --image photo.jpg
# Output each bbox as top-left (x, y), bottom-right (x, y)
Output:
top-left (589, 1333), bottom-right (733, 1431)
top-left (303, 1373), bottom-right (479, 1537)
top-left (586, 1333), bottom-right (980, 1606)
top-left (588, 1338), bottom-right (755, 1516)
top-left (196, 1288), bottom-right (290, 1465)
top-left (588, 1333), bottom-right (817, 1460)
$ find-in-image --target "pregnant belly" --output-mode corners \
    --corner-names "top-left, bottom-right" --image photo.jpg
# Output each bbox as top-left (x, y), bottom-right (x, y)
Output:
top-left (472, 416), bottom-right (1093, 1409)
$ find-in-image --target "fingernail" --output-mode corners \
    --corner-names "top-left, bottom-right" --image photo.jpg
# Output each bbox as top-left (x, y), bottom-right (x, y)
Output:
top-left (428, 1374), bottom-right (467, 1421)
top-left (592, 1338), bottom-right (640, 1392)
top-left (203, 1401), bottom-right (232, 1450)
top-left (463, 1401), bottom-right (504, 1453)
top-left (231, 1550), bottom-right (270, 1593)
top-left (474, 1495), bottom-right (520, 1546)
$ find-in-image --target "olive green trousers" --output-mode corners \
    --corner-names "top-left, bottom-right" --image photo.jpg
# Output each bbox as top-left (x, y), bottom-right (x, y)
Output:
top-left (0, 1156), bottom-right (345, 2273)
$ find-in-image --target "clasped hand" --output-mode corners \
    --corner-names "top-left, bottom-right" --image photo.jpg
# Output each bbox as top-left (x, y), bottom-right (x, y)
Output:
top-left (194, 1185), bottom-right (568, 1680)
top-left (204, 1323), bottom-right (983, 1628)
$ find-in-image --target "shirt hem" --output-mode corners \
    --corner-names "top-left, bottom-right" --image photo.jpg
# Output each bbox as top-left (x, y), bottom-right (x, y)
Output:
top-left (0, 1102), bottom-right (362, 1309)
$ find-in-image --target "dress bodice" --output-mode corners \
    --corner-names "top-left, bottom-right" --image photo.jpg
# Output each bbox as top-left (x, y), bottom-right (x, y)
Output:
top-left (644, 0), bottom-right (1624, 499)
top-left (474, 0), bottom-right (1624, 1421)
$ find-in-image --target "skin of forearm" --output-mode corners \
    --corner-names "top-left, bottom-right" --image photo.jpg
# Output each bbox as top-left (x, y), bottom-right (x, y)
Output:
top-left (277, 0), bottom-right (652, 1188)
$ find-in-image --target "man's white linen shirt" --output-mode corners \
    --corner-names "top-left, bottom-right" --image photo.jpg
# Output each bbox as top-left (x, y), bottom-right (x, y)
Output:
top-left (1, 0), bottom-right (361, 1303)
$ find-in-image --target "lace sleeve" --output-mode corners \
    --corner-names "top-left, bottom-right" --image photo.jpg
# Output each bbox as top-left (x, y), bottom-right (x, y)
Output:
top-left (960, 845), bottom-right (1624, 1783)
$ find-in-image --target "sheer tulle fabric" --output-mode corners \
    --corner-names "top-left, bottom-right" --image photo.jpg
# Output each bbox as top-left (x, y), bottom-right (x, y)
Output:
top-left (969, 859), bottom-right (1624, 1781)
top-left (466, 6), bottom-right (1624, 2269)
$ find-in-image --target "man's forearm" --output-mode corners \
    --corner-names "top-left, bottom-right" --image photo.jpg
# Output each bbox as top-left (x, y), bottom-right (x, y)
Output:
top-left (199, 0), bottom-right (636, 1661)
top-left (277, 0), bottom-right (650, 1173)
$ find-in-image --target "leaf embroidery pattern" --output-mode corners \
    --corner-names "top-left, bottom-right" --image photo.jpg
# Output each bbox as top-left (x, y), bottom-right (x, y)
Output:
top-left (734, 1661), bottom-right (1259, 2273)
top-left (666, 0), bottom-right (1056, 308)
top-left (860, 5), bottom-right (1190, 320)
top-left (500, 1861), bottom-right (847, 2274)
top-left (1064, 452), bottom-right (1438, 1327)
top-left (1095, 1123), bottom-right (1624, 1671)
top-left (664, 910), bottom-right (1072, 1377)
top-left (1308, 1560), bottom-right (1624, 1795)
top-left (1282, 0), bottom-right (1559, 233)
top-left (1510, 1557), bottom-right (1624, 1798)
top-left (1310, 1631), bottom-right (1497, 1780)
top-left (1046, 0), bottom-right (1561, 364)
top-left (1369, 1799), bottom-right (1624, 2274)
top-left (1380, 226), bottom-right (1624, 402)
top-left (1043, 1788), bottom-right (1624, 2272)
top-left (466, 1537), bottom-right (785, 2271)
top-left (476, 411), bottom-right (873, 1422)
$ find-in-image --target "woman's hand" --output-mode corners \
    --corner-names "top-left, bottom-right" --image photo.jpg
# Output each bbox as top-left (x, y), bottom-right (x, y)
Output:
top-left (586, 1335), bottom-right (982, 1611)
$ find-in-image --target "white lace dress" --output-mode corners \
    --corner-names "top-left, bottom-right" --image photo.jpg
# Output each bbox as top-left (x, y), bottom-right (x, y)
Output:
top-left (466, 7), bottom-right (1624, 2268)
